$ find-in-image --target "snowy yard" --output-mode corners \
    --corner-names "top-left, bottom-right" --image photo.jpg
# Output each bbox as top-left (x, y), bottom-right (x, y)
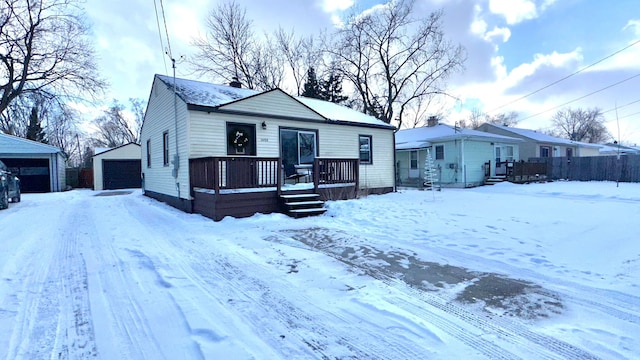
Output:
top-left (0, 181), bottom-right (638, 359)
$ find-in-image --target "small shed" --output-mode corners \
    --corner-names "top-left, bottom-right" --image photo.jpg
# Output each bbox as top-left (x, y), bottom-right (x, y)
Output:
top-left (92, 143), bottom-right (142, 190)
top-left (0, 133), bottom-right (66, 192)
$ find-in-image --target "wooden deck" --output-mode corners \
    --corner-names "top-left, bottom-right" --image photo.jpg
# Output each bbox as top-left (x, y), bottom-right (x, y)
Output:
top-left (189, 157), bottom-right (359, 220)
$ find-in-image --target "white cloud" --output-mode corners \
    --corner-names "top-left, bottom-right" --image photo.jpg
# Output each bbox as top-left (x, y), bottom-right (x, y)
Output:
top-left (489, 0), bottom-right (537, 24)
top-left (503, 49), bottom-right (582, 88)
top-left (484, 26), bottom-right (511, 43)
top-left (623, 19), bottom-right (640, 36)
top-left (320, 0), bottom-right (354, 13)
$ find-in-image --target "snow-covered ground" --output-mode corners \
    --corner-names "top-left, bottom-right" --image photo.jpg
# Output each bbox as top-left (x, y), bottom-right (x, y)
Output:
top-left (0, 181), bottom-right (638, 359)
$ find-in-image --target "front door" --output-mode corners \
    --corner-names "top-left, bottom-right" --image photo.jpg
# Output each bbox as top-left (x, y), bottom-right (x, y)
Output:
top-left (280, 129), bottom-right (317, 177)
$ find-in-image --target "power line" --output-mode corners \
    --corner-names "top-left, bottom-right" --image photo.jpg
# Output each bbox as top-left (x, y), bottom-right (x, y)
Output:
top-left (487, 38), bottom-right (640, 114)
top-left (602, 98), bottom-right (640, 114)
top-left (518, 73), bottom-right (640, 122)
top-left (153, 0), bottom-right (168, 74)
top-left (158, 0), bottom-right (173, 58)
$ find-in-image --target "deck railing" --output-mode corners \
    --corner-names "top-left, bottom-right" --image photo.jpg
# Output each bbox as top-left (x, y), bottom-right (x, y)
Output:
top-left (189, 156), bottom-right (359, 195)
top-left (190, 157), bottom-right (281, 194)
top-left (313, 158), bottom-right (359, 186)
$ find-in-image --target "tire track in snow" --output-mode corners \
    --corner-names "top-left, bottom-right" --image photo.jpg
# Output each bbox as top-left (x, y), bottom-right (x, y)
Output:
top-left (4, 199), bottom-right (97, 359)
top-left (272, 229), bottom-right (601, 360)
top-left (123, 197), bottom-right (438, 359)
top-left (81, 195), bottom-right (203, 359)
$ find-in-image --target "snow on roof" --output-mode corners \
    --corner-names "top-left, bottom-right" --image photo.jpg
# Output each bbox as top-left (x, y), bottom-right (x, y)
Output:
top-left (295, 97), bottom-right (394, 129)
top-left (395, 123), bottom-right (521, 149)
top-left (486, 124), bottom-right (601, 148)
top-left (94, 147), bottom-right (111, 155)
top-left (156, 74), bottom-right (259, 108)
top-left (155, 74), bottom-right (394, 129)
top-left (0, 132), bottom-right (64, 155)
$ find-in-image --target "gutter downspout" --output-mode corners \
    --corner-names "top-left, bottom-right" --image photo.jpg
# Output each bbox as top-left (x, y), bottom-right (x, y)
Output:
top-left (171, 58), bottom-right (181, 199)
top-left (461, 138), bottom-right (466, 187)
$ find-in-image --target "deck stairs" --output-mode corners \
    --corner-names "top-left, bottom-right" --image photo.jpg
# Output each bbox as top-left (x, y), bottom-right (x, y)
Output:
top-left (281, 193), bottom-right (327, 218)
top-left (484, 175), bottom-right (506, 185)
top-left (423, 148), bottom-right (441, 191)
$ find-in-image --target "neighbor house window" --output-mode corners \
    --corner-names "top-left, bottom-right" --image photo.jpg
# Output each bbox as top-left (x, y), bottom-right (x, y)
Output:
top-left (227, 122), bottom-right (257, 155)
top-left (410, 150), bottom-right (418, 169)
top-left (505, 146), bottom-right (514, 161)
top-left (566, 148), bottom-right (573, 158)
top-left (359, 135), bottom-right (372, 164)
top-left (435, 145), bottom-right (444, 160)
top-left (146, 139), bottom-right (151, 167)
top-left (163, 131), bottom-right (169, 166)
top-left (540, 146), bottom-right (551, 158)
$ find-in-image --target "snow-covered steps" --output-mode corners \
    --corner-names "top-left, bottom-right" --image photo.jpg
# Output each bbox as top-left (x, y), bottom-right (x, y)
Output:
top-left (281, 193), bottom-right (326, 218)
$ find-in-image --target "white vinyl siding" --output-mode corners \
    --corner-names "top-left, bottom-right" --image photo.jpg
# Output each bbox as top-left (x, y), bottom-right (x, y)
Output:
top-left (140, 77), bottom-right (190, 199)
top-left (220, 90), bottom-right (324, 120)
top-left (189, 112), bottom-right (395, 190)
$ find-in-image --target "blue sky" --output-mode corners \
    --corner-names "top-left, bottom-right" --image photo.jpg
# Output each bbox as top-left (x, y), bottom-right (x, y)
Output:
top-left (83, 0), bottom-right (640, 144)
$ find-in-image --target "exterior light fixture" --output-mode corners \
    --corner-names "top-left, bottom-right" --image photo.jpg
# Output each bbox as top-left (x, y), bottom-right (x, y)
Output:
top-left (261, 121), bottom-right (267, 130)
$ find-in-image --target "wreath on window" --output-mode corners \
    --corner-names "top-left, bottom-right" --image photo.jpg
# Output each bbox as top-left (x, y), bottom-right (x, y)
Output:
top-left (228, 128), bottom-right (250, 150)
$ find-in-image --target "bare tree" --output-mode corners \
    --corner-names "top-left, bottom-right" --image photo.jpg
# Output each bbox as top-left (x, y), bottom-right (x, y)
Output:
top-left (46, 104), bottom-right (83, 163)
top-left (190, 0), bottom-right (285, 91)
top-left (327, 0), bottom-right (465, 126)
top-left (274, 28), bottom-right (323, 95)
top-left (551, 107), bottom-right (611, 143)
top-left (92, 99), bottom-right (144, 148)
top-left (485, 111), bottom-right (519, 127)
top-left (0, 0), bottom-right (106, 120)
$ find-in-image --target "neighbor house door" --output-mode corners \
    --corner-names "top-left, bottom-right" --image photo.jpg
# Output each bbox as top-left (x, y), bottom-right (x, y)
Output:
top-left (409, 150), bottom-right (420, 178)
top-left (280, 129), bottom-right (317, 177)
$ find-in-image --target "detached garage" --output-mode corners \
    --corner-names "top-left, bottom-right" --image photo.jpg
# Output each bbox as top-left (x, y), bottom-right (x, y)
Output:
top-left (0, 133), bottom-right (66, 192)
top-left (93, 143), bottom-right (141, 190)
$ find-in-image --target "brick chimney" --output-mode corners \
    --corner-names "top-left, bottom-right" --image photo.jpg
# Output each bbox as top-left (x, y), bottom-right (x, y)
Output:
top-left (229, 77), bottom-right (242, 88)
top-left (427, 116), bottom-right (439, 127)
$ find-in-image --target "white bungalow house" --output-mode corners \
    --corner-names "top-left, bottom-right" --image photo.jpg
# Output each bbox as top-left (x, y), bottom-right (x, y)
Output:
top-left (396, 118), bottom-right (522, 188)
top-left (476, 123), bottom-right (602, 159)
top-left (140, 75), bottom-right (396, 220)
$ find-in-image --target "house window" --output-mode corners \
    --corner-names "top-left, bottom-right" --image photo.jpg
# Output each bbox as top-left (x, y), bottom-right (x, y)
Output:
top-left (163, 131), bottom-right (169, 166)
top-left (410, 150), bottom-right (418, 169)
top-left (566, 148), bottom-right (573, 158)
top-left (227, 122), bottom-right (256, 155)
top-left (504, 146), bottom-right (514, 161)
top-left (540, 146), bottom-right (551, 158)
top-left (435, 145), bottom-right (444, 160)
top-left (359, 135), bottom-right (372, 164)
top-left (146, 139), bottom-right (151, 168)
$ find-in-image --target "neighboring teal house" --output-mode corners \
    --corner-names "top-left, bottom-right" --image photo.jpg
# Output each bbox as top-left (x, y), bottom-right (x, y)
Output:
top-left (395, 118), bottom-right (521, 188)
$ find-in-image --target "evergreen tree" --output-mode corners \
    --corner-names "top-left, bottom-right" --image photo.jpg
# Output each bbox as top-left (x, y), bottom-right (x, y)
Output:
top-left (26, 106), bottom-right (47, 143)
top-left (320, 73), bottom-right (348, 104)
top-left (301, 67), bottom-right (321, 99)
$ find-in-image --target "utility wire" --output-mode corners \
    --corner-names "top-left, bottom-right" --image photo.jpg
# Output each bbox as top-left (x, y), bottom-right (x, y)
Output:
top-left (487, 38), bottom-right (640, 114)
top-left (158, 0), bottom-right (173, 59)
top-left (153, 0), bottom-right (168, 74)
top-left (518, 73), bottom-right (640, 122)
top-left (602, 98), bottom-right (640, 114)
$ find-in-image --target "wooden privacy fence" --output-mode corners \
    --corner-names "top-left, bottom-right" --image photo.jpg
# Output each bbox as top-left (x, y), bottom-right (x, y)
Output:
top-left (532, 155), bottom-right (640, 182)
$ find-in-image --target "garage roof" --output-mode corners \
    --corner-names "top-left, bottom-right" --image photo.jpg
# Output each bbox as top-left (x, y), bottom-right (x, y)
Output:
top-left (0, 132), bottom-right (64, 155)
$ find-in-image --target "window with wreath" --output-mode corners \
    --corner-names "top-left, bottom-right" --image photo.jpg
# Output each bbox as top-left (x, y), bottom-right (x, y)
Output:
top-left (227, 123), bottom-right (256, 155)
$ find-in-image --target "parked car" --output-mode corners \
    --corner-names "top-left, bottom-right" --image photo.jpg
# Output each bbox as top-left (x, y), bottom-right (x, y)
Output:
top-left (0, 160), bottom-right (20, 209)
